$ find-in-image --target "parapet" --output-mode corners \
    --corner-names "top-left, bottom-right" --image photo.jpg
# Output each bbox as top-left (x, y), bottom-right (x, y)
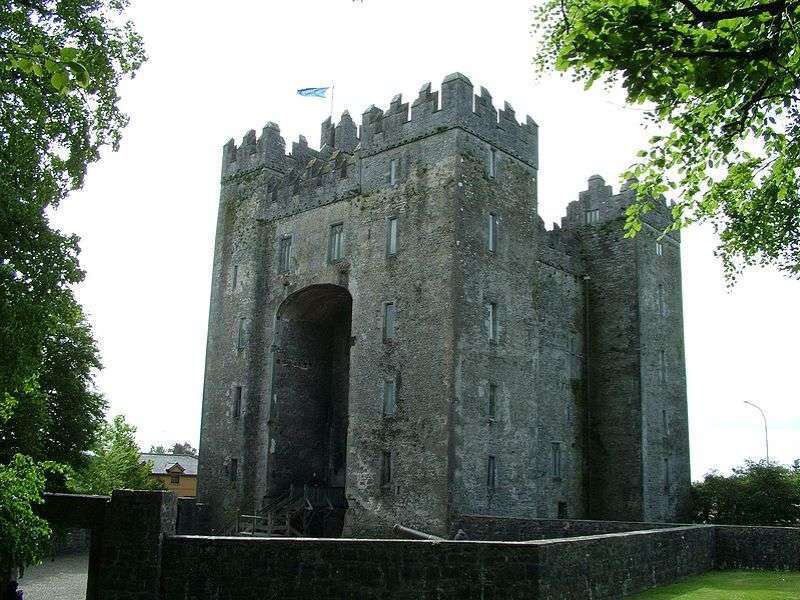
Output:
top-left (219, 73), bottom-right (540, 221)
top-left (560, 175), bottom-right (674, 233)
top-left (360, 73), bottom-right (538, 167)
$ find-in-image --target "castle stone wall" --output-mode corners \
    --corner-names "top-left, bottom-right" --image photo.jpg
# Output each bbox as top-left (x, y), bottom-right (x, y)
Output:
top-left (199, 74), bottom-right (690, 534)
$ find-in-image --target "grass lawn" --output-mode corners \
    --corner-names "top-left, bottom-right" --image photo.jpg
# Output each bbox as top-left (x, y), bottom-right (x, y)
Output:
top-left (630, 570), bottom-right (800, 599)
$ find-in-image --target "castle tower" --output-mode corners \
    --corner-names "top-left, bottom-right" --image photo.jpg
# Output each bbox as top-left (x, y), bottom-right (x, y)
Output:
top-left (561, 176), bottom-right (691, 521)
top-left (197, 74), bottom-right (689, 535)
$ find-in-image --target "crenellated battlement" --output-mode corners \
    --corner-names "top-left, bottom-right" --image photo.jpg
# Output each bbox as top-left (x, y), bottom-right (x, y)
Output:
top-left (560, 175), bottom-right (674, 234)
top-left (220, 73), bottom-right (540, 222)
top-left (359, 73), bottom-right (537, 166)
top-left (221, 73), bottom-right (538, 181)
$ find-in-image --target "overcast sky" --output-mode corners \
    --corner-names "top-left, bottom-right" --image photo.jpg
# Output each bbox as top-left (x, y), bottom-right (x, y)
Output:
top-left (51, 0), bottom-right (798, 479)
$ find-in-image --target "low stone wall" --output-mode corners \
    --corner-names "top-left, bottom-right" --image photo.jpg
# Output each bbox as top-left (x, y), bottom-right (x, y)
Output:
top-left (161, 536), bottom-right (539, 599)
top-left (451, 514), bottom-right (676, 541)
top-left (716, 525), bottom-right (800, 571)
top-left (161, 526), bottom-right (714, 599)
top-left (537, 526), bottom-right (715, 598)
top-left (34, 492), bottom-right (800, 600)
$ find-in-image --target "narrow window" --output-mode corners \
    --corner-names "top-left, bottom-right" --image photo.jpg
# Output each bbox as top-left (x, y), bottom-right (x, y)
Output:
top-left (552, 442), bottom-right (562, 479)
top-left (487, 147), bottom-right (497, 178)
top-left (237, 318), bottom-right (246, 351)
top-left (664, 457), bottom-right (670, 491)
top-left (657, 284), bottom-right (666, 317)
top-left (232, 264), bottom-right (238, 290)
top-left (383, 302), bottom-right (396, 341)
top-left (585, 209), bottom-right (600, 225)
top-left (329, 223), bottom-right (344, 262)
top-left (232, 385), bottom-right (242, 418)
top-left (485, 302), bottom-right (497, 341)
top-left (662, 409), bottom-right (669, 438)
top-left (383, 379), bottom-right (397, 417)
top-left (229, 458), bottom-right (238, 483)
top-left (488, 383), bottom-right (497, 418)
top-left (389, 159), bottom-right (398, 185)
top-left (170, 473), bottom-right (180, 485)
top-left (557, 501), bottom-right (568, 519)
top-left (487, 212), bottom-right (498, 252)
top-left (278, 235), bottom-right (292, 273)
top-left (386, 217), bottom-right (398, 256)
top-left (656, 240), bottom-right (663, 256)
top-left (659, 349), bottom-right (667, 383)
top-left (381, 451), bottom-right (392, 486)
top-left (487, 456), bottom-right (497, 490)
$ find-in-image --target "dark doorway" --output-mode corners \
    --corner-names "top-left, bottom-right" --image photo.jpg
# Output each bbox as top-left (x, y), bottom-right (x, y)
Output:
top-left (269, 284), bottom-right (352, 505)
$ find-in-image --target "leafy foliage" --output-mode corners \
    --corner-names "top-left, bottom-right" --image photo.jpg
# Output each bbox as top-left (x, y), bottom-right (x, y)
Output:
top-left (71, 415), bottom-right (162, 496)
top-left (0, 299), bottom-right (106, 469)
top-left (148, 442), bottom-right (198, 458)
top-left (1, 0), bottom-right (145, 431)
top-left (0, 455), bottom-right (64, 576)
top-left (692, 459), bottom-right (800, 525)
top-left (535, 0), bottom-right (800, 280)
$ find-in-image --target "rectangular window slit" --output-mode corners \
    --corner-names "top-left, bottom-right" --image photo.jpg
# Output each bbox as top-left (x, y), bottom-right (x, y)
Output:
top-left (229, 458), bottom-right (238, 483)
top-left (381, 451), bottom-right (392, 486)
top-left (279, 235), bottom-right (292, 273)
top-left (485, 302), bottom-right (497, 341)
top-left (329, 223), bottom-right (344, 262)
top-left (386, 217), bottom-right (398, 256)
top-left (383, 302), bottom-right (396, 341)
top-left (383, 379), bottom-right (397, 417)
top-left (487, 456), bottom-right (497, 490)
top-left (552, 442), bottom-right (562, 479)
top-left (233, 385), bottom-right (242, 418)
top-left (487, 213), bottom-right (498, 252)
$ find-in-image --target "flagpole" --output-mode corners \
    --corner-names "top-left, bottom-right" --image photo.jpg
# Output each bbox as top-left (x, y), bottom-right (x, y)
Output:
top-left (330, 83), bottom-right (335, 121)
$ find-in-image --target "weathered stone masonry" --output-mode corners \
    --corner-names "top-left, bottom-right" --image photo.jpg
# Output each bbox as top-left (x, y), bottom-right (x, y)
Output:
top-left (197, 73), bottom-right (691, 535)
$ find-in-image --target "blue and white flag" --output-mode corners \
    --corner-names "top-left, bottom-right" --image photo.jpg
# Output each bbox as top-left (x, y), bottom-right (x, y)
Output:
top-left (297, 87), bottom-right (329, 98)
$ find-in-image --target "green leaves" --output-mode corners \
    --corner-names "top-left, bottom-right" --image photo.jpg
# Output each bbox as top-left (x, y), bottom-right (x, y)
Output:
top-left (70, 416), bottom-right (163, 496)
top-left (0, 455), bottom-right (65, 574)
top-left (692, 459), bottom-right (800, 526)
top-left (534, 0), bottom-right (800, 280)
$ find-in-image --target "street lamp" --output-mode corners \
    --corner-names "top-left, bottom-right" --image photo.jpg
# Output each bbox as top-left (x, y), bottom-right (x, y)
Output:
top-left (743, 400), bottom-right (770, 464)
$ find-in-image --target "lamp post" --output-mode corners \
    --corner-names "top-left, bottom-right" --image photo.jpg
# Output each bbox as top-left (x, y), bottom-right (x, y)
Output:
top-left (743, 400), bottom-right (770, 464)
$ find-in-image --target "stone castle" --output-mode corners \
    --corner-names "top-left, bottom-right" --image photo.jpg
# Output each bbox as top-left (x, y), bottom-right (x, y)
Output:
top-left (197, 73), bottom-right (690, 536)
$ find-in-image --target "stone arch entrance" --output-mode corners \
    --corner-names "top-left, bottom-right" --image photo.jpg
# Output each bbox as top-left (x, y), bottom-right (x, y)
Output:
top-left (269, 284), bottom-right (352, 497)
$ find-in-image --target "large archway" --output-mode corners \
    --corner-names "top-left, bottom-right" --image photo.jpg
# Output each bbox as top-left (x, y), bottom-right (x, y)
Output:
top-left (269, 284), bottom-right (352, 498)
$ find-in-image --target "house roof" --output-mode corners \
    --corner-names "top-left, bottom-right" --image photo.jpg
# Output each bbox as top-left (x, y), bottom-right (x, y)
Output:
top-left (139, 453), bottom-right (198, 476)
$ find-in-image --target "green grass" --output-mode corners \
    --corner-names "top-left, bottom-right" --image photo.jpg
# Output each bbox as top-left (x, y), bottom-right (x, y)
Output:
top-left (630, 570), bottom-right (800, 599)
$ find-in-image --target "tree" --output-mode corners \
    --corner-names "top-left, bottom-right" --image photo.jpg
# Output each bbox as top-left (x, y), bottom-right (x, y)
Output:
top-left (0, 455), bottom-right (63, 580)
top-left (1, 0), bottom-right (145, 432)
top-left (692, 459), bottom-right (800, 525)
top-left (0, 297), bottom-right (106, 469)
top-left (535, 0), bottom-right (800, 280)
top-left (148, 442), bottom-right (198, 457)
top-left (71, 415), bottom-right (162, 496)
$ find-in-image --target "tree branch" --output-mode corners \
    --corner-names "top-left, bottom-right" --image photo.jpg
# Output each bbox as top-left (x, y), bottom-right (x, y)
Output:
top-left (674, 0), bottom-right (790, 23)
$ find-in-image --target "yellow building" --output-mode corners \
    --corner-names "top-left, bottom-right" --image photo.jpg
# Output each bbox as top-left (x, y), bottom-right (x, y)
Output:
top-left (140, 453), bottom-right (198, 497)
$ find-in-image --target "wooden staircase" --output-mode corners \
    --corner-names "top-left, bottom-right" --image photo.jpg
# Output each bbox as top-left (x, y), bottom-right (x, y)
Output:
top-left (233, 484), bottom-right (346, 537)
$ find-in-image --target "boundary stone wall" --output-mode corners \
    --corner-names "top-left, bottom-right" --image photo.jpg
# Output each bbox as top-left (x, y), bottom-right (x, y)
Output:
top-left (716, 525), bottom-right (800, 571)
top-left (34, 492), bottom-right (800, 600)
top-left (160, 526), bottom-right (714, 600)
top-left (451, 514), bottom-right (677, 541)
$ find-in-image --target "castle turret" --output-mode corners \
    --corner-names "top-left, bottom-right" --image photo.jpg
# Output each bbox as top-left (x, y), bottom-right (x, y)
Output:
top-left (566, 176), bottom-right (690, 522)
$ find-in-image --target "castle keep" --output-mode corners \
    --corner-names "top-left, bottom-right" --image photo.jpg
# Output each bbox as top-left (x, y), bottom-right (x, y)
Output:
top-left (197, 73), bottom-right (690, 536)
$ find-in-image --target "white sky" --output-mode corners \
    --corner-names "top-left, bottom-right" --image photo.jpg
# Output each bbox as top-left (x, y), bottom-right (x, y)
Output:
top-left (51, 0), bottom-right (798, 480)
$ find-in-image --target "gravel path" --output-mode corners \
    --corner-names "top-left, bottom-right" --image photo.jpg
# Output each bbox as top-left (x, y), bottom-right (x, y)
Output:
top-left (18, 553), bottom-right (88, 600)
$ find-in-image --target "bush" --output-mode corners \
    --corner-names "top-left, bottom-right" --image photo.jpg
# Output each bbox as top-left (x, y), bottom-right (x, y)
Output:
top-left (692, 460), bottom-right (800, 526)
